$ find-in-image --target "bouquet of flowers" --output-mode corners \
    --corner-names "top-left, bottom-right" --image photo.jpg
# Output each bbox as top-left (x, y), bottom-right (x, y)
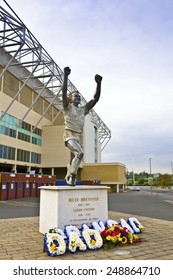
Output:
top-left (100, 224), bottom-right (141, 250)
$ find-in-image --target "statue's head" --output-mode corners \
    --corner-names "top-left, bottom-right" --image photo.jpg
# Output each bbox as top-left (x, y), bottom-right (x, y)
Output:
top-left (69, 91), bottom-right (81, 105)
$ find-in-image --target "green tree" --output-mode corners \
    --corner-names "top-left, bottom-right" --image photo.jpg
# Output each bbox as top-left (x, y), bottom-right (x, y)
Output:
top-left (156, 173), bottom-right (172, 188)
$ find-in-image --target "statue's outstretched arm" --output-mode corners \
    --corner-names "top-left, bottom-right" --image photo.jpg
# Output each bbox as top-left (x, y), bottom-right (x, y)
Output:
top-left (86, 74), bottom-right (102, 110)
top-left (62, 67), bottom-right (71, 107)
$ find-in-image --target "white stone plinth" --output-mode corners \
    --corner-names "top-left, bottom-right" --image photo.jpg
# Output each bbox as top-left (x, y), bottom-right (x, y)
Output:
top-left (39, 185), bottom-right (109, 234)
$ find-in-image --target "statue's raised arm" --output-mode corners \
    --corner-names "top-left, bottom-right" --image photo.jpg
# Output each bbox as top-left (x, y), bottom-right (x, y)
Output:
top-left (86, 74), bottom-right (102, 111)
top-left (62, 66), bottom-right (71, 107)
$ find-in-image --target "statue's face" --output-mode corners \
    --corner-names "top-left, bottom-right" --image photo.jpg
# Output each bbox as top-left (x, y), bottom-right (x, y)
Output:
top-left (71, 92), bottom-right (81, 105)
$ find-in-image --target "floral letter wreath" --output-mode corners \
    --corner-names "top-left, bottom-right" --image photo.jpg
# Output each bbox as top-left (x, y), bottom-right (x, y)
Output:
top-left (119, 218), bottom-right (134, 233)
top-left (65, 225), bottom-right (81, 237)
top-left (128, 217), bottom-right (144, 233)
top-left (44, 217), bottom-right (144, 256)
top-left (106, 219), bottom-right (118, 228)
top-left (82, 229), bottom-right (103, 250)
top-left (92, 220), bottom-right (105, 232)
top-left (44, 233), bottom-right (66, 256)
top-left (68, 231), bottom-right (87, 253)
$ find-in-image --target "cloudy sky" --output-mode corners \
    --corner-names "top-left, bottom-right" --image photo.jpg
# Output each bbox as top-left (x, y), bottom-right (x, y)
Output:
top-left (1, 0), bottom-right (173, 174)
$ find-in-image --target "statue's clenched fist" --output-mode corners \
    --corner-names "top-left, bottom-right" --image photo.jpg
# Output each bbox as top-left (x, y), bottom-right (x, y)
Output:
top-left (95, 74), bottom-right (102, 83)
top-left (64, 66), bottom-right (71, 76)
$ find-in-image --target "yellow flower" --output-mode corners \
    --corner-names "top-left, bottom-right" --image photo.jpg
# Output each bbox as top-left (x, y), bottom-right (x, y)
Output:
top-left (121, 236), bottom-right (128, 244)
top-left (109, 226), bottom-right (115, 232)
top-left (49, 229), bottom-right (56, 233)
top-left (133, 234), bottom-right (139, 240)
top-left (139, 225), bottom-right (144, 231)
top-left (112, 236), bottom-right (118, 243)
top-left (91, 239), bottom-right (96, 245)
top-left (106, 235), bottom-right (112, 241)
top-left (70, 241), bottom-right (76, 248)
top-left (50, 243), bottom-right (56, 252)
top-left (128, 232), bottom-right (133, 243)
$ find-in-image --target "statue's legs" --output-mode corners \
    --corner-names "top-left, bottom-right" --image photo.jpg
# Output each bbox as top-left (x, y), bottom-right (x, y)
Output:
top-left (65, 139), bottom-right (84, 186)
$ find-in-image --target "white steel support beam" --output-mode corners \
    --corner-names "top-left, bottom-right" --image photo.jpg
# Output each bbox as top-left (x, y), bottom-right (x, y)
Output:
top-left (0, 2), bottom-right (111, 150)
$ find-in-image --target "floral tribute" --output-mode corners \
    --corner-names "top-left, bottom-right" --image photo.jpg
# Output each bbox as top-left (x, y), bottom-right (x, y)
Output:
top-left (67, 231), bottom-right (87, 253)
top-left (43, 217), bottom-right (144, 256)
top-left (100, 224), bottom-right (142, 250)
top-left (82, 229), bottom-right (103, 250)
top-left (44, 229), bottom-right (66, 257)
top-left (44, 226), bottom-right (102, 256)
top-left (128, 217), bottom-right (144, 233)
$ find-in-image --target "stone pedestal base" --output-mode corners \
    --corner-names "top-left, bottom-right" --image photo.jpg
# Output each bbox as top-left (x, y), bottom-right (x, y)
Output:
top-left (39, 185), bottom-right (109, 234)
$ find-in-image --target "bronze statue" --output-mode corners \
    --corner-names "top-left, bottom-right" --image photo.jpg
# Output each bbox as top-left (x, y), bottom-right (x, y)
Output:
top-left (62, 66), bottom-right (102, 186)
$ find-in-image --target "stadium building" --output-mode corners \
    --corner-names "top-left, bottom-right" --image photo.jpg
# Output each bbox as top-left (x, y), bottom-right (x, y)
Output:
top-left (0, 3), bottom-right (126, 194)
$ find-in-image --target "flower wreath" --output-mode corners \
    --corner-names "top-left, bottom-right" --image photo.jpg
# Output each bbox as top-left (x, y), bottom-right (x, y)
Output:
top-left (43, 217), bottom-right (144, 256)
top-left (106, 219), bottom-right (118, 227)
top-left (100, 224), bottom-right (141, 250)
top-left (68, 231), bottom-right (87, 253)
top-left (119, 218), bottom-right (134, 233)
top-left (65, 225), bottom-right (87, 253)
top-left (92, 220), bottom-right (105, 232)
top-left (82, 229), bottom-right (103, 250)
top-left (65, 225), bottom-right (81, 237)
top-left (44, 233), bottom-right (66, 256)
top-left (128, 217), bottom-right (144, 233)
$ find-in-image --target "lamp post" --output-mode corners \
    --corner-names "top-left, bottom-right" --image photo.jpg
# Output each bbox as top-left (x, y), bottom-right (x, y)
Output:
top-left (149, 158), bottom-right (152, 175)
top-left (149, 158), bottom-right (152, 193)
top-left (132, 168), bottom-right (135, 186)
top-left (171, 162), bottom-right (173, 175)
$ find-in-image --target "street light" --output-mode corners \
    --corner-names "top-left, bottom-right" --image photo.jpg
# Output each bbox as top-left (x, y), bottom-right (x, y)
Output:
top-left (149, 158), bottom-right (152, 193)
top-left (149, 158), bottom-right (152, 176)
top-left (171, 162), bottom-right (173, 187)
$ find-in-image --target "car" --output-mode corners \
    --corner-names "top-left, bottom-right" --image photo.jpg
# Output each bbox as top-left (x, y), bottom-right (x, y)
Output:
top-left (128, 186), bottom-right (141, 191)
top-left (133, 186), bottom-right (140, 191)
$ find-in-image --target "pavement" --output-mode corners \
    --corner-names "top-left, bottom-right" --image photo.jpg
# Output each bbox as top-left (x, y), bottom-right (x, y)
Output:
top-left (0, 210), bottom-right (173, 260)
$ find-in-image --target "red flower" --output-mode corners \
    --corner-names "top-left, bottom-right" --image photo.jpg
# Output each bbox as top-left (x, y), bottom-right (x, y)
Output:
top-left (121, 228), bottom-right (128, 235)
top-left (100, 230), bottom-right (107, 237)
top-left (106, 230), bottom-right (112, 235)
top-left (112, 229), bottom-right (120, 236)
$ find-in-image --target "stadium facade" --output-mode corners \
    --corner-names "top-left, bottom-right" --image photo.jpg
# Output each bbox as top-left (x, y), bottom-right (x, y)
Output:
top-left (0, 3), bottom-right (126, 189)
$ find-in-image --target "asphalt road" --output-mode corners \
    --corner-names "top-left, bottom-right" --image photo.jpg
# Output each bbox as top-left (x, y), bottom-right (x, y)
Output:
top-left (0, 197), bottom-right (40, 219)
top-left (108, 187), bottom-right (173, 221)
top-left (0, 188), bottom-right (172, 221)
